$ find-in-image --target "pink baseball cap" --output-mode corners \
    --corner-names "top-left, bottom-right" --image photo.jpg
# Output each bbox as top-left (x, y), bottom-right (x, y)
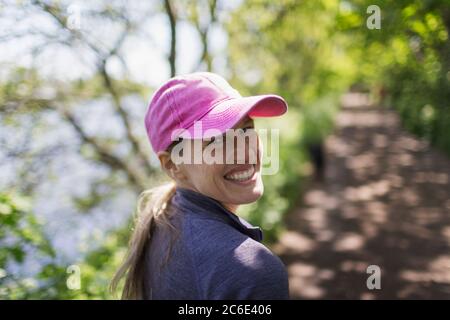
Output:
top-left (145, 72), bottom-right (288, 153)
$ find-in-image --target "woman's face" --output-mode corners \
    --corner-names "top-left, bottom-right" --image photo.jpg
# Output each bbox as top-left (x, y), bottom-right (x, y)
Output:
top-left (171, 116), bottom-right (263, 212)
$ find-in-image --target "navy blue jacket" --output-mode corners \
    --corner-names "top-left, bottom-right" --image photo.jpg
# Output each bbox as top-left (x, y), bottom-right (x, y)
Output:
top-left (144, 187), bottom-right (289, 299)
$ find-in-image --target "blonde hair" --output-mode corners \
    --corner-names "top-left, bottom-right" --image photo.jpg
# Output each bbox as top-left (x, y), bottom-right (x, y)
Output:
top-left (110, 181), bottom-right (177, 299)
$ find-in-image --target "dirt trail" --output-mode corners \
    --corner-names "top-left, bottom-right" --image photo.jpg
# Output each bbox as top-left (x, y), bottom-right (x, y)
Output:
top-left (273, 93), bottom-right (450, 299)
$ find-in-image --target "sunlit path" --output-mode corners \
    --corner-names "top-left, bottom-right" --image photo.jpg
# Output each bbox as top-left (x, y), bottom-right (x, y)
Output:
top-left (273, 93), bottom-right (450, 299)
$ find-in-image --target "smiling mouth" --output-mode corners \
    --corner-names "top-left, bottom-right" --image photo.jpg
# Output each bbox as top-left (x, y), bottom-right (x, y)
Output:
top-left (224, 164), bottom-right (256, 182)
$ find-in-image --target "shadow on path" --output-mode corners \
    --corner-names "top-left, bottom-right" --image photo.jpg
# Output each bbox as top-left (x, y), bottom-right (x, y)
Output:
top-left (273, 93), bottom-right (450, 299)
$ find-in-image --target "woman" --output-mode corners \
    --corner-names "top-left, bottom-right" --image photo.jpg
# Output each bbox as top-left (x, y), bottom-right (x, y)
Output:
top-left (111, 72), bottom-right (290, 299)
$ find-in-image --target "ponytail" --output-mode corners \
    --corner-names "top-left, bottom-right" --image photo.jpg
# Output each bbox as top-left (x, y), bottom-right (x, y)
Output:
top-left (110, 181), bottom-right (177, 299)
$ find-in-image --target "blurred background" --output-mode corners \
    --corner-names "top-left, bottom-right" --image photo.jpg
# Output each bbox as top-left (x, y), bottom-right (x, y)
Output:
top-left (0, 0), bottom-right (449, 299)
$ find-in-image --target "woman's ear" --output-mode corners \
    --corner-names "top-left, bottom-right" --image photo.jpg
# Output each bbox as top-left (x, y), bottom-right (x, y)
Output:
top-left (158, 151), bottom-right (186, 181)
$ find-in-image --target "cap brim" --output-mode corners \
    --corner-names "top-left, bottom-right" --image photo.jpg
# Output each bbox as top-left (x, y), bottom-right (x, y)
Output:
top-left (179, 94), bottom-right (288, 139)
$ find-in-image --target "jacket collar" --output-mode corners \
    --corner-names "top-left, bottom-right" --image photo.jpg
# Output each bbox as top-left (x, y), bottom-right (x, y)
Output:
top-left (172, 187), bottom-right (263, 242)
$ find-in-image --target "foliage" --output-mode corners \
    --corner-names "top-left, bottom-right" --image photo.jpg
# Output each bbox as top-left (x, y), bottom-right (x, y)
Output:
top-left (0, 191), bottom-right (128, 299)
top-left (338, 0), bottom-right (450, 154)
top-left (0, 192), bottom-right (56, 298)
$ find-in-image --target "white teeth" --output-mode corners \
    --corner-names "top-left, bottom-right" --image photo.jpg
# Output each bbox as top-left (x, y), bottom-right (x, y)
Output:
top-left (225, 166), bottom-right (255, 182)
